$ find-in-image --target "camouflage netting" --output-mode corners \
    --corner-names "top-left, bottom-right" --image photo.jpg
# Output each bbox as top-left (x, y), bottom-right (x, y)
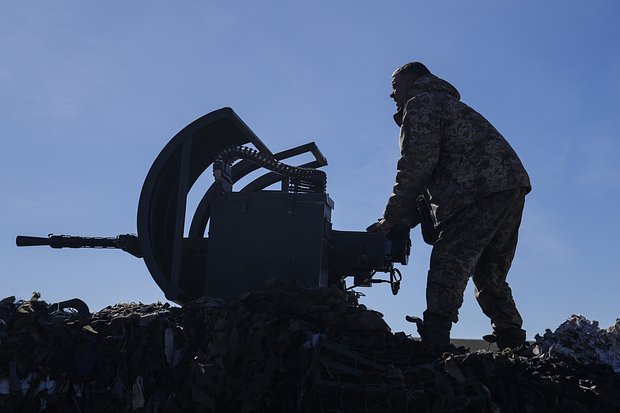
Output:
top-left (1, 285), bottom-right (619, 412)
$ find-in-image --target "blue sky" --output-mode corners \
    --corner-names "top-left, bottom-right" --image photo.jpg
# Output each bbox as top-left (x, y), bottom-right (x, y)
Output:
top-left (2, 1), bottom-right (619, 340)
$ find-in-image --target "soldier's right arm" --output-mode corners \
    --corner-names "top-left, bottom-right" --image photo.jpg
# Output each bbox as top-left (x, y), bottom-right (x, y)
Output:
top-left (383, 93), bottom-right (443, 227)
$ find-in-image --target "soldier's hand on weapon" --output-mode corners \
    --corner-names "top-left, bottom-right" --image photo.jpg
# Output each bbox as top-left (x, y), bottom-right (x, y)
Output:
top-left (366, 218), bottom-right (393, 234)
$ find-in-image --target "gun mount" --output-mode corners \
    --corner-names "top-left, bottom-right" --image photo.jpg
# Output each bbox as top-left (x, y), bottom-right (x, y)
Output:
top-left (17, 108), bottom-right (410, 304)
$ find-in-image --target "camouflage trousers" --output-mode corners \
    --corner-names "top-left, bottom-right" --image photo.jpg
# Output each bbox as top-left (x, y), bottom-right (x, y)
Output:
top-left (426, 187), bottom-right (527, 332)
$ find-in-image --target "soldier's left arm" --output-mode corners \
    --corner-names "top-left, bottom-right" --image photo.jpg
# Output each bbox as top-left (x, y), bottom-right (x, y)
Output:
top-left (383, 93), bottom-right (442, 227)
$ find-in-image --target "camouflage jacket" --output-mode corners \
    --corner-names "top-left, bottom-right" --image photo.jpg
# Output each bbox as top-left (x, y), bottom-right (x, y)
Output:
top-left (383, 74), bottom-right (531, 227)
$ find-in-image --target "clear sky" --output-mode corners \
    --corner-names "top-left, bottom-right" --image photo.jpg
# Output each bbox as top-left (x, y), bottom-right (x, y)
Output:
top-left (2, 1), bottom-right (619, 340)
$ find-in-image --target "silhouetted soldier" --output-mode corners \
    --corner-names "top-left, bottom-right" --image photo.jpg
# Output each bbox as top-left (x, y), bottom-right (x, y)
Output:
top-left (368, 62), bottom-right (531, 350)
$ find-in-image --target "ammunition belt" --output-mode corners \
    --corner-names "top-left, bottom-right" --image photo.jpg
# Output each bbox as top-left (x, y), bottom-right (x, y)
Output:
top-left (215, 145), bottom-right (327, 192)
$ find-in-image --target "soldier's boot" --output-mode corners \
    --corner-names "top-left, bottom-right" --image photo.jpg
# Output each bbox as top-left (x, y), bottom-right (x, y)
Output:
top-left (406, 311), bottom-right (454, 354)
top-left (483, 326), bottom-right (526, 350)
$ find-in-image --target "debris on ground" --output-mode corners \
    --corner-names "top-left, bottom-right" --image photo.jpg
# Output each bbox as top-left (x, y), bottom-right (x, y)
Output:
top-left (535, 314), bottom-right (620, 373)
top-left (0, 286), bottom-right (619, 412)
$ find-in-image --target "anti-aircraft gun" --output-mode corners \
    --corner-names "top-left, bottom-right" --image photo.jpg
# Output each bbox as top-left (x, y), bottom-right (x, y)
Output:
top-left (16, 108), bottom-right (410, 305)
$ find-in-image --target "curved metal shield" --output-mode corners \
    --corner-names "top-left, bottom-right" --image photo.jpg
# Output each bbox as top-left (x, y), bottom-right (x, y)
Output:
top-left (137, 107), bottom-right (327, 304)
top-left (137, 108), bottom-right (272, 303)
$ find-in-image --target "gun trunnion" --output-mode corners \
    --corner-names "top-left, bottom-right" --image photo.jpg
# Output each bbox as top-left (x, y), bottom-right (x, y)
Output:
top-left (17, 108), bottom-right (411, 304)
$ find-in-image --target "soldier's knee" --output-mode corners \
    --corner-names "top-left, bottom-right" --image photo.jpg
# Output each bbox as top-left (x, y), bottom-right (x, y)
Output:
top-left (473, 270), bottom-right (511, 294)
top-left (427, 269), bottom-right (468, 295)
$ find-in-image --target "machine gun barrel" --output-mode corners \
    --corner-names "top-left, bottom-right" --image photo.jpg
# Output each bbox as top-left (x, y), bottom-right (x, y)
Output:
top-left (16, 234), bottom-right (142, 258)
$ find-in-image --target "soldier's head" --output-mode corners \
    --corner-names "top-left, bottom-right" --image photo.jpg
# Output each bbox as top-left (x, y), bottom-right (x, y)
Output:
top-left (390, 62), bottom-right (431, 111)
